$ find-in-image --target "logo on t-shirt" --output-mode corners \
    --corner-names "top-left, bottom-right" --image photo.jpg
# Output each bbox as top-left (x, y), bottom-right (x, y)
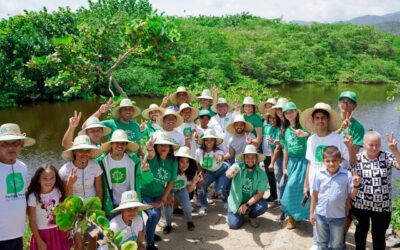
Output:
top-left (201, 157), bottom-right (214, 170)
top-left (6, 172), bottom-right (24, 194)
top-left (243, 178), bottom-right (252, 194)
top-left (183, 127), bottom-right (192, 138)
top-left (156, 168), bottom-right (169, 182)
top-left (315, 145), bottom-right (328, 163)
top-left (173, 179), bottom-right (185, 189)
top-left (110, 168), bottom-right (127, 184)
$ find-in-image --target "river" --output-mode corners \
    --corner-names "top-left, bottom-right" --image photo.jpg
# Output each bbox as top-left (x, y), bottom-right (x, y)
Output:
top-left (0, 83), bottom-right (399, 186)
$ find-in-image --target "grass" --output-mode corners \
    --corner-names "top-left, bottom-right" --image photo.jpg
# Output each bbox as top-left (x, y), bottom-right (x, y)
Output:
top-left (23, 221), bottom-right (32, 249)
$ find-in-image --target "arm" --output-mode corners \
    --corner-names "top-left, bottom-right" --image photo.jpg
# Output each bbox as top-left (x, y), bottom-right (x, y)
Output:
top-left (283, 146), bottom-right (289, 177)
top-left (255, 127), bottom-right (263, 145)
top-left (224, 147), bottom-right (235, 161)
top-left (28, 206), bottom-right (47, 250)
top-left (137, 231), bottom-right (145, 250)
top-left (61, 111), bottom-right (82, 149)
top-left (344, 134), bottom-right (356, 166)
top-left (268, 143), bottom-right (282, 171)
top-left (211, 84), bottom-right (218, 106)
top-left (238, 190), bottom-right (264, 215)
top-left (303, 161), bottom-right (311, 197)
top-left (95, 175), bottom-right (103, 201)
top-left (310, 190), bottom-right (318, 224)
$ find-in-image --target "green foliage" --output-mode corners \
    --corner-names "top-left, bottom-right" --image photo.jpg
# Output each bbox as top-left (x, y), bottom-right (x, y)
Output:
top-left (392, 180), bottom-right (400, 230)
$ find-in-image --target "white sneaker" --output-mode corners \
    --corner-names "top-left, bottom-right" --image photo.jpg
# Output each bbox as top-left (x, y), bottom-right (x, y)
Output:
top-left (309, 245), bottom-right (318, 250)
top-left (207, 198), bottom-right (215, 205)
top-left (249, 217), bottom-right (260, 228)
top-left (198, 207), bottom-right (207, 217)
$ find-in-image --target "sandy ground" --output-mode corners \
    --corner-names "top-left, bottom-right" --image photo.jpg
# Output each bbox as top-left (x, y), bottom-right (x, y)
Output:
top-left (146, 197), bottom-right (396, 250)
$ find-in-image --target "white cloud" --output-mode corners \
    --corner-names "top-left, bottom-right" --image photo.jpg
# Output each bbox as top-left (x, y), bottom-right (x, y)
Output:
top-left (1, 0), bottom-right (399, 22)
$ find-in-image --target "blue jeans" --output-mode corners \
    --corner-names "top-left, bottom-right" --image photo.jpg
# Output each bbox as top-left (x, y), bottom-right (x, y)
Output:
top-left (227, 199), bottom-right (268, 229)
top-left (199, 162), bottom-right (230, 207)
top-left (142, 194), bottom-right (163, 245)
top-left (165, 188), bottom-right (193, 226)
top-left (274, 155), bottom-right (286, 201)
top-left (316, 214), bottom-right (345, 250)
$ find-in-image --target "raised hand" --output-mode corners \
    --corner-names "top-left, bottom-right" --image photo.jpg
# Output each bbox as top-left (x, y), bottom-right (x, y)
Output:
top-left (69, 110), bottom-right (82, 128)
top-left (140, 155), bottom-right (150, 172)
top-left (99, 99), bottom-right (114, 114)
top-left (161, 94), bottom-right (170, 106)
top-left (140, 119), bottom-right (147, 133)
top-left (226, 167), bottom-right (239, 179)
top-left (387, 132), bottom-right (398, 152)
top-left (216, 154), bottom-right (223, 164)
top-left (246, 132), bottom-right (253, 144)
top-left (340, 111), bottom-right (353, 131)
top-left (290, 127), bottom-right (308, 137)
top-left (193, 171), bottom-right (202, 184)
top-left (344, 133), bottom-right (354, 148)
top-left (67, 167), bottom-right (78, 186)
top-left (352, 169), bottom-right (361, 187)
top-left (146, 136), bottom-right (157, 151)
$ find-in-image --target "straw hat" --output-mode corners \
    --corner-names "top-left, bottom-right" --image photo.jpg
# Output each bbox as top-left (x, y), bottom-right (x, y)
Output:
top-left (226, 115), bottom-right (254, 134)
top-left (0, 123), bottom-right (35, 147)
top-left (299, 102), bottom-right (341, 134)
top-left (197, 89), bottom-right (213, 100)
top-left (240, 96), bottom-right (257, 113)
top-left (237, 144), bottom-right (266, 163)
top-left (258, 98), bottom-right (277, 114)
top-left (62, 135), bottom-right (103, 160)
top-left (282, 102), bottom-right (300, 113)
top-left (112, 191), bottom-right (152, 213)
top-left (78, 117), bottom-right (111, 137)
top-left (211, 98), bottom-right (232, 113)
top-left (112, 99), bottom-right (141, 119)
top-left (261, 108), bottom-right (276, 120)
top-left (154, 131), bottom-right (180, 151)
top-left (170, 86), bottom-right (194, 104)
top-left (197, 128), bottom-right (223, 146)
top-left (142, 104), bottom-right (165, 120)
top-left (174, 146), bottom-right (197, 161)
top-left (338, 91), bottom-right (357, 103)
top-left (156, 109), bottom-right (184, 128)
top-left (271, 97), bottom-right (289, 109)
top-left (179, 103), bottom-right (199, 122)
top-left (101, 129), bottom-right (139, 153)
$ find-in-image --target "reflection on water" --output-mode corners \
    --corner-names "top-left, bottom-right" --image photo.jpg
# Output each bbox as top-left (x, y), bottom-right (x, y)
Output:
top-left (0, 84), bottom-right (399, 184)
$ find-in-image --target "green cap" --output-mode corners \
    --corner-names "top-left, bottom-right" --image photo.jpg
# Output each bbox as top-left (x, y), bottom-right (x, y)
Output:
top-left (338, 91), bottom-right (357, 103)
top-left (282, 102), bottom-right (298, 113)
top-left (198, 109), bottom-right (211, 118)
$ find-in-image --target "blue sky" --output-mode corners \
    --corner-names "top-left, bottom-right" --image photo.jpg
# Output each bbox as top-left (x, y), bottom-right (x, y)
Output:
top-left (1, 0), bottom-right (399, 22)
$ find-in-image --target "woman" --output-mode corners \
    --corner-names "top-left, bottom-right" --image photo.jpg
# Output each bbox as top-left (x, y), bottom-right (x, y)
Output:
top-left (279, 102), bottom-right (310, 229)
top-left (141, 132), bottom-right (179, 250)
top-left (351, 130), bottom-right (400, 250)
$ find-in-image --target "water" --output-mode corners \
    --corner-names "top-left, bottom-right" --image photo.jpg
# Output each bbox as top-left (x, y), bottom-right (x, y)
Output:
top-left (0, 84), bottom-right (399, 182)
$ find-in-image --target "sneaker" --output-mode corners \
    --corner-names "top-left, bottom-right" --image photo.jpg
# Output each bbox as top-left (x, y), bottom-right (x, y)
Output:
top-left (147, 243), bottom-right (158, 250)
top-left (279, 212), bottom-right (286, 222)
top-left (153, 234), bottom-right (162, 242)
top-left (187, 221), bottom-right (195, 231)
top-left (249, 217), bottom-right (260, 228)
top-left (198, 207), bottom-right (207, 217)
top-left (207, 198), bottom-right (215, 205)
top-left (163, 225), bottom-right (172, 235)
top-left (309, 245), bottom-right (318, 250)
top-left (173, 207), bottom-right (184, 215)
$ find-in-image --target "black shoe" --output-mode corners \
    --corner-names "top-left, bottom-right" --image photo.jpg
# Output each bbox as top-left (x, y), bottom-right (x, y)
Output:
top-left (266, 196), bottom-right (276, 202)
top-left (173, 207), bottom-right (184, 215)
top-left (163, 225), bottom-right (172, 235)
top-left (279, 212), bottom-right (286, 222)
top-left (187, 222), bottom-right (195, 231)
top-left (153, 234), bottom-right (162, 242)
top-left (147, 243), bottom-right (158, 250)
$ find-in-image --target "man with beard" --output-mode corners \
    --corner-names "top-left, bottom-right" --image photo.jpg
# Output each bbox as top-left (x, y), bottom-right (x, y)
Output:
top-left (224, 115), bottom-right (257, 164)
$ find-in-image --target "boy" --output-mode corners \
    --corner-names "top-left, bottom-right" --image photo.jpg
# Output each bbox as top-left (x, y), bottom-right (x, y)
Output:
top-left (310, 146), bottom-right (361, 250)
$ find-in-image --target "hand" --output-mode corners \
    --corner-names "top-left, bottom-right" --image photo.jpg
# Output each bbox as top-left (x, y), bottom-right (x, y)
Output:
top-left (151, 200), bottom-right (164, 209)
top-left (193, 171), bottom-right (202, 184)
top-left (69, 110), bottom-right (82, 129)
top-left (387, 132), bottom-right (398, 152)
top-left (268, 163), bottom-right (274, 172)
top-left (238, 204), bottom-right (248, 215)
top-left (193, 131), bottom-right (199, 141)
top-left (303, 186), bottom-right (309, 198)
top-left (211, 84), bottom-right (218, 99)
top-left (162, 94), bottom-right (170, 106)
top-left (310, 213), bottom-right (315, 225)
top-left (259, 161), bottom-right (265, 168)
top-left (99, 99), bottom-right (114, 114)
top-left (226, 167), bottom-right (239, 179)
top-left (340, 111), bottom-right (353, 131)
top-left (146, 136), bottom-right (157, 151)
top-left (245, 132), bottom-right (253, 145)
top-left (216, 154), bottom-right (223, 164)
top-left (352, 169), bottom-right (361, 187)
top-left (234, 99), bottom-right (240, 112)
top-left (140, 156), bottom-right (150, 172)
top-left (140, 119), bottom-right (147, 133)
top-left (290, 127), bottom-right (308, 137)
top-left (67, 168), bottom-right (78, 186)
top-left (283, 168), bottom-right (288, 177)
top-left (37, 240), bottom-right (47, 250)
top-left (344, 134), bottom-right (353, 148)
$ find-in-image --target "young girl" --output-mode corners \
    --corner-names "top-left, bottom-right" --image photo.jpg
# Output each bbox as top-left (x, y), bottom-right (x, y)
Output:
top-left (27, 164), bottom-right (72, 250)
top-left (164, 146), bottom-right (202, 234)
top-left (279, 102), bottom-right (310, 229)
top-left (195, 129), bottom-right (229, 216)
top-left (241, 97), bottom-right (263, 145)
top-left (178, 103), bottom-right (200, 157)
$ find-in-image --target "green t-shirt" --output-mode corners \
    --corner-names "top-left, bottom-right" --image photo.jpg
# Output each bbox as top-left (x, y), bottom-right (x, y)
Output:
top-left (341, 117), bottom-right (365, 147)
top-left (241, 170), bottom-right (255, 203)
top-left (199, 107), bottom-right (216, 117)
top-left (141, 156), bottom-right (178, 197)
top-left (101, 119), bottom-right (141, 143)
top-left (281, 126), bottom-right (309, 157)
top-left (267, 126), bottom-right (281, 154)
top-left (244, 113), bottom-right (262, 136)
top-left (141, 121), bottom-right (161, 144)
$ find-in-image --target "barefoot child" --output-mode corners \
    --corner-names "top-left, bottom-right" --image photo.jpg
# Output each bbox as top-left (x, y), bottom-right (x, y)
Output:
top-left (27, 164), bottom-right (72, 250)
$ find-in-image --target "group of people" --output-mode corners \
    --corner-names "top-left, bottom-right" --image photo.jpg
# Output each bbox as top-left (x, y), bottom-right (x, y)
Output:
top-left (0, 85), bottom-right (399, 250)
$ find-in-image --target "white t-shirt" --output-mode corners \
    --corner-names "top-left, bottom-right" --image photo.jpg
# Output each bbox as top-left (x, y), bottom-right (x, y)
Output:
top-left (195, 148), bottom-right (225, 172)
top-left (177, 122), bottom-right (200, 157)
top-left (305, 132), bottom-right (349, 190)
top-left (209, 112), bottom-right (236, 153)
top-left (0, 160), bottom-right (28, 240)
top-left (173, 173), bottom-right (191, 190)
top-left (227, 133), bottom-right (256, 163)
top-left (105, 154), bottom-right (134, 205)
top-left (59, 160), bottom-right (103, 200)
top-left (153, 129), bottom-right (185, 148)
top-left (27, 188), bottom-right (61, 230)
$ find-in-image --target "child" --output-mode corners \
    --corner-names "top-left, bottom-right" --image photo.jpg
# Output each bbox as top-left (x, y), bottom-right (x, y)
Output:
top-left (164, 146), bottom-right (202, 233)
top-left (99, 190), bottom-right (151, 250)
top-left (225, 144), bottom-right (268, 229)
top-left (310, 146), bottom-right (360, 250)
top-left (177, 103), bottom-right (200, 157)
top-left (241, 96), bottom-right (263, 145)
top-left (27, 164), bottom-right (72, 250)
top-left (140, 104), bottom-right (165, 141)
top-left (197, 88), bottom-right (217, 117)
top-left (196, 129), bottom-right (230, 216)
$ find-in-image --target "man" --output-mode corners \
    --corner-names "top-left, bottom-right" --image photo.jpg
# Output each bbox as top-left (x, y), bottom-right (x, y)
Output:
top-left (160, 86), bottom-right (194, 112)
top-left (0, 123), bottom-right (35, 249)
top-left (152, 109), bottom-right (186, 147)
top-left (140, 103), bottom-right (165, 142)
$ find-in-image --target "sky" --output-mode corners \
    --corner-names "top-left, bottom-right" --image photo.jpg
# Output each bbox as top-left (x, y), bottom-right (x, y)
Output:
top-left (1, 0), bottom-right (399, 22)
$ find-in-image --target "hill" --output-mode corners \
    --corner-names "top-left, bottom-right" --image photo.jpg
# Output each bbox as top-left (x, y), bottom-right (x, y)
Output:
top-left (347, 11), bottom-right (400, 25)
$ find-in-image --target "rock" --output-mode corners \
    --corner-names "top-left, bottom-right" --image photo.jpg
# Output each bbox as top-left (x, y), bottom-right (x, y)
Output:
top-left (387, 224), bottom-right (395, 237)
top-left (386, 235), bottom-right (400, 248)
